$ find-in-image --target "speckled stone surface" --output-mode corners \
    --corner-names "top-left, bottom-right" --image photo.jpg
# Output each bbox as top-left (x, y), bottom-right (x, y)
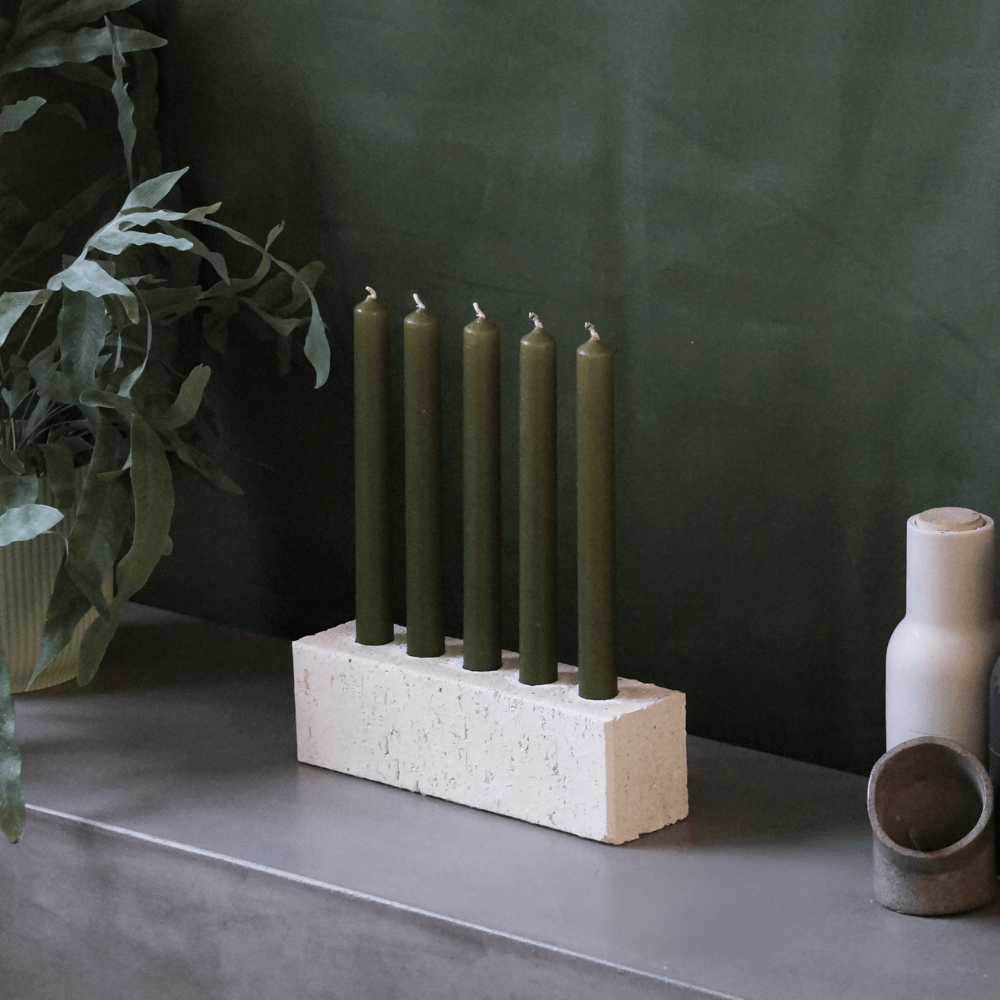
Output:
top-left (293, 621), bottom-right (688, 843)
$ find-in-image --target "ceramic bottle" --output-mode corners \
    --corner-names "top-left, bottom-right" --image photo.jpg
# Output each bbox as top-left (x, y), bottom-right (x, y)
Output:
top-left (885, 507), bottom-right (1000, 765)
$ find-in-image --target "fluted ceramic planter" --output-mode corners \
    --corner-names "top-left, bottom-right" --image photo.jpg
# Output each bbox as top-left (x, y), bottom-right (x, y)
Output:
top-left (868, 736), bottom-right (998, 916)
top-left (0, 469), bottom-right (105, 693)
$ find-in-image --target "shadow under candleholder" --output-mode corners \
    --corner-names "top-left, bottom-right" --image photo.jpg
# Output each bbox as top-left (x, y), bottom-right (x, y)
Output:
top-left (293, 622), bottom-right (688, 844)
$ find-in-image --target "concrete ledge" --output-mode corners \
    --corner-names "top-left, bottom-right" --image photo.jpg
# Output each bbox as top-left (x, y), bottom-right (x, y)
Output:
top-left (292, 622), bottom-right (687, 843)
top-left (8, 807), bottom-right (694, 1000)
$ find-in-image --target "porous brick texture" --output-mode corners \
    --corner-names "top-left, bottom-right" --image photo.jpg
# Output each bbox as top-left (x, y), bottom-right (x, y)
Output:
top-left (293, 622), bottom-right (687, 843)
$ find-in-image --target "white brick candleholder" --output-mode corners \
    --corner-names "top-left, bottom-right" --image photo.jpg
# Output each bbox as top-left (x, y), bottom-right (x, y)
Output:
top-left (293, 622), bottom-right (688, 844)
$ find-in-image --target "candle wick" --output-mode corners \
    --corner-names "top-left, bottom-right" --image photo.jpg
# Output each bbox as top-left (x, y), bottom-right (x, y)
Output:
top-left (528, 312), bottom-right (543, 329)
top-left (365, 286), bottom-right (377, 300)
top-left (473, 301), bottom-right (486, 320)
top-left (585, 322), bottom-right (600, 341)
top-left (413, 293), bottom-right (426, 311)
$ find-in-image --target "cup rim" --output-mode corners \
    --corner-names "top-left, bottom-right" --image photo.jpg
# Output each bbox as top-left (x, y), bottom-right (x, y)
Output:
top-left (867, 736), bottom-right (993, 860)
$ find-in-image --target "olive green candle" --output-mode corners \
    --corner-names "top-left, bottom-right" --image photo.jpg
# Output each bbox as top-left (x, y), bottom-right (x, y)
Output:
top-left (463, 302), bottom-right (502, 671)
top-left (354, 287), bottom-right (393, 645)
top-left (404, 293), bottom-right (444, 657)
top-left (519, 312), bottom-right (557, 685)
top-left (576, 323), bottom-right (617, 699)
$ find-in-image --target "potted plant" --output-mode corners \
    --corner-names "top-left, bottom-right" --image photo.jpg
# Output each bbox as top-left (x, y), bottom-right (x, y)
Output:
top-left (0, 0), bottom-right (331, 843)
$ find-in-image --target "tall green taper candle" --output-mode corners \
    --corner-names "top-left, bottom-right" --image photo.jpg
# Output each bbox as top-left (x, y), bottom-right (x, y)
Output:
top-left (519, 312), bottom-right (557, 685)
top-left (404, 293), bottom-right (444, 657)
top-left (577, 323), bottom-right (617, 699)
top-left (354, 286), bottom-right (393, 644)
top-left (463, 302), bottom-right (502, 670)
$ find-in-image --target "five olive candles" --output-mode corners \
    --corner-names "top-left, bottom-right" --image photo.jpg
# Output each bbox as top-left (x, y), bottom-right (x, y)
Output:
top-left (576, 324), bottom-right (617, 700)
top-left (363, 294), bottom-right (616, 698)
top-left (403, 294), bottom-right (444, 657)
top-left (518, 313), bottom-right (558, 685)
top-left (353, 287), bottom-right (393, 645)
top-left (462, 303), bottom-right (502, 671)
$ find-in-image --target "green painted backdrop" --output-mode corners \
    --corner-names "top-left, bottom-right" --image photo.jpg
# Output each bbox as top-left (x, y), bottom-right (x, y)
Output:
top-left (138, 0), bottom-right (1000, 775)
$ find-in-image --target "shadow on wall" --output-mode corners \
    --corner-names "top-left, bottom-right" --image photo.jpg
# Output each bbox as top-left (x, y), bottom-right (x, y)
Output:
top-left (137, 0), bottom-right (356, 639)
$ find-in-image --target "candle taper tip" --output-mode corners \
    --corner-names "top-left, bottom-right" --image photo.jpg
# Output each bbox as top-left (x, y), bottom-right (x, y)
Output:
top-left (413, 293), bottom-right (426, 311)
top-left (585, 322), bottom-right (600, 341)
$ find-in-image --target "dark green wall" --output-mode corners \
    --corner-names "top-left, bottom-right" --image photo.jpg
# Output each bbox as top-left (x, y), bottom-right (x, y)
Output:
top-left (137, 0), bottom-right (1000, 775)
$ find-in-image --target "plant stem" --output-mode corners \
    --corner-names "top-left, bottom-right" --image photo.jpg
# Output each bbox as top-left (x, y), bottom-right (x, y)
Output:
top-left (11, 296), bottom-right (49, 367)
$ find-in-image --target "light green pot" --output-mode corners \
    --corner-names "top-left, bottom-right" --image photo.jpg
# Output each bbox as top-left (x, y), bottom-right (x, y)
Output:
top-left (1, 469), bottom-right (107, 693)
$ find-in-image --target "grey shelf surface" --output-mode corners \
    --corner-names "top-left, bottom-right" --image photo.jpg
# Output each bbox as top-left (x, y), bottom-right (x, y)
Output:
top-left (4, 604), bottom-right (1000, 999)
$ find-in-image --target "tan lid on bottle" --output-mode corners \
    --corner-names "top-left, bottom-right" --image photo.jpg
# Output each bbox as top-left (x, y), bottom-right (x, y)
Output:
top-left (913, 507), bottom-right (985, 532)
